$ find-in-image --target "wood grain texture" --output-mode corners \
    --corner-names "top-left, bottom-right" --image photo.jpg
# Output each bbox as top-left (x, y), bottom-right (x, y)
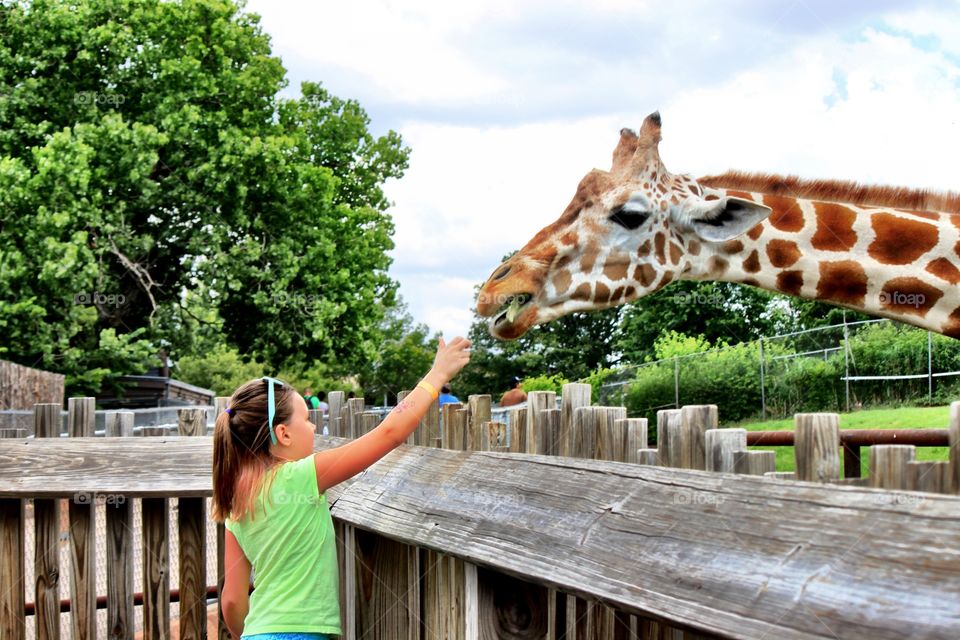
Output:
top-left (468, 395), bottom-right (492, 453)
top-left (178, 498), bottom-right (206, 640)
top-left (657, 409), bottom-right (682, 468)
top-left (526, 392), bottom-right (557, 455)
top-left (621, 418), bottom-right (648, 464)
top-left (0, 498), bottom-right (25, 640)
top-left (509, 408), bottom-right (527, 454)
top-left (560, 384), bottom-right (592, 458)
top-left (353, 528), bottom-right (419, 640)
top-left (419, 397), bottom-right (440, 448)
top-left (34, 497), bottom-right (60, 640)
top-left (481, 422), bottom-right (507, 452)
top-left (142, 497), bottom-right (170, 640)
top-left (795, 414), bottom-right (841, 483)
top-left (68, 499), bottom-right (96, 640)
top-left (441, 403), bottom-right (464, 450)
top-left (678, 406), bottom-right (717, 471)
top-left (328, 446), bottom-right (960, 640)
top-left (869, 445), bottom-right (916, 490)
top-left (106, 499), bottom-right (134, 640)
top-left (474, 565), bottom-right (549, 639)
top-left (177, 409), bottom-right (205, 437)
top-left (105, 411), bottom-right (135, 438)
top-left (906, 461), bottom-right (952, 494)
top-left (734, 450), bottom-right (777, 476)
top-left (328, 392), bottom-right (346, 436)
top-left (950, 402), bottom-right (959, 495)
top-left (68, 397), bottom-right (95, 437)
top-left (705, 429), bottom-right (747, 473)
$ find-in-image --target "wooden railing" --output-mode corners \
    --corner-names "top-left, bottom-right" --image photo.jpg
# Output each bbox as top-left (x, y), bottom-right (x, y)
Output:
top-left (1, 392), bottom-right (958, 639)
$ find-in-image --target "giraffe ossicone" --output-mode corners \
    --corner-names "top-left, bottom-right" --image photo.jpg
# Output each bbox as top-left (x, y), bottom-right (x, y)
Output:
top-left (476, 112), bottom-right (960, 341)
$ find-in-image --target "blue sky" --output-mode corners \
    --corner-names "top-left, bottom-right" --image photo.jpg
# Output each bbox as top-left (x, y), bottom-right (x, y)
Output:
top-left (245, 0), bottom-right (960, 340)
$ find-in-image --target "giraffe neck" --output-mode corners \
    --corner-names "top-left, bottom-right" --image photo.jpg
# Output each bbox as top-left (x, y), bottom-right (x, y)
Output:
top-left (686, 191), bottom-right (960, 338)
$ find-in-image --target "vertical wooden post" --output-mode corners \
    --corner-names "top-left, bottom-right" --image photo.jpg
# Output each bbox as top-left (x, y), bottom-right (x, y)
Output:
top-left (526, 392), bottom-right (556, 454)
top-left (508, 407), bottom-right (527, 453)
top-left (620, 418), bottom-right (648, 464)
top-left (352, 530), bottom-right (420, 639)
top-left (397, 390), bottom-right (414, 444)
top-left (328, 391), bottom-right (346, 437)
top-left (336, 521), bottom-right (357, 640)
top-left (734, 450), bottom-right (777, 475)
top-left (560, 383), bottom-right (592, 457)
top-left (949, 401), bottom-right (960, 495)
top-left (142, 427), bottom-right (170, 640)
top-left (794, 413), bottom-right (841, 483)
top-left (346, 398), bottom-right (365, 439)
top-left (583, 407), bottom-right (627, 460)
top-left (420, 396), bottom-right (441, 447)
top-left (637, 449), bottom-right (659, 465)
top-left (705, 428), bottom-right (747, 473)
top-left (360, 412), bottom-right (379, 437)
top-left (441, 403), bottom-right (464, 449)
top-left (678, 405), bottom-right (717, 470)
top-left (906, 460), bottom-right (951, 493)
top-left (33, 403), bottom-right (61, 640)
top-left (177, 410), bottom-right (208, 640)
top-left (529, 409), bottom-right (561, 456)
top-left (468, 566), bottom-right (550, 639)
top-left (66, 398), bottom-right (96, 640)
top-left (481, 421), bottom-right (507, 451)
top-left (869, 445), bottom-right (916, 490)
top-left (0, 497), bottom-right (25, 640)
top-left (212, 400), bottom-right (230, 639)
top-left (104, 411), bottom-right (135, 437)
top-left (657, 409), bottom-right (681, 468)
top-left (468, 395), bottom-right (492, 452)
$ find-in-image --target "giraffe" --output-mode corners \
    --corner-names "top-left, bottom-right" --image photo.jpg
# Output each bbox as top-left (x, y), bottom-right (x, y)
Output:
top-left (476, 112), bottom-right (960, 340)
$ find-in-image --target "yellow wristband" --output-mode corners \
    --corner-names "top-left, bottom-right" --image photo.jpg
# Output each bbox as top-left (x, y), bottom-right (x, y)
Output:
top-left (417, 380), bottom-right (439, 400)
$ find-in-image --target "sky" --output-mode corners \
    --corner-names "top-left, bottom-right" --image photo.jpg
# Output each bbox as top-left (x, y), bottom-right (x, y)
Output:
top-left (245, 0), bottom-right (960, 341)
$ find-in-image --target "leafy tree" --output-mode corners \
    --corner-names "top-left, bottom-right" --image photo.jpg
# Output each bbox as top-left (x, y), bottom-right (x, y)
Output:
top-left (0, 0), bottom-right (408, 394)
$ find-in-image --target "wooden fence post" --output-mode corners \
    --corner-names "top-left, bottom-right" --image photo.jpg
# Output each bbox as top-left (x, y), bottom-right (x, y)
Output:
top-left (67, 398), bottom-right (96, 640)
top-left (468, 395), bottom-right (492, 452)
top-left (794, 413), bottom-right (841, 483)
top-left (346, 398), bottom-right (365, 439)
top-left (949, 402), bottom-right (959, 495)
top-left (328, 391), bottom-right (346, 437)
top-left (705, 428), bottom-right (747, 473)
top-left (0, 495), bottom-right (25, 640)
top-left (105, 411), bottom-right (134, 437)
top-left (530, 409), bottom-right (561, 456)
top-left (678, 405), bottom-right (717, 470)
top-left (620, 418), bottom-right (648, 464)
top-left (560, 383), bottom-right (592, 457)
top-left (481, 421), bottom-right (508, 451)
top-left (441, 403), bottom-right (464, 450)
top-left (657, 409), bottom-right (682, 468)
top-left (734, 450), bottom-right (777, 476)
top-left (508, 407), bottom-right (527, 453)
top-left (142, 427), bottom-right (170, 640)
top-left (906, 460), bottom-right (951, 493)
top-left (869, 445), bottom-right (916, 490)
top-left (33, 403), bottom-right (61, 640)
top-left (526, 392), bottom-right (556, 454)
top-left (177, 409), bottom-right (208, 640)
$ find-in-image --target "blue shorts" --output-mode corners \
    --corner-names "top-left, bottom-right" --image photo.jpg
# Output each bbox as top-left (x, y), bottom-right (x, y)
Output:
top-left (241, 634), bottom-right (330, 640)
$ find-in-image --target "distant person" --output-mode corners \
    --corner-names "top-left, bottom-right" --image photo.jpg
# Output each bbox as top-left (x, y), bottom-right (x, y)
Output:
top-left (316, 391), bottom-right (329, 415)
top-left (303, 387), bottom-right (321, 411)
top-left (347, 391), bottom-right (356, 400)
top-left (500, 377), bottom-right (527, 407)
top-left (438, 384), bottom-right (459, 406)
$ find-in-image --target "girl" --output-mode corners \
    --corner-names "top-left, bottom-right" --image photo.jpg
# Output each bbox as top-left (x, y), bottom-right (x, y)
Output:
top-left (212, 336), bottom-right (472, 639)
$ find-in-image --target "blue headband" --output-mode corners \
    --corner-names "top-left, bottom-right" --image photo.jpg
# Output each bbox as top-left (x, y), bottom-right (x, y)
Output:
top-left (261, 376), bottom-right (283, 445)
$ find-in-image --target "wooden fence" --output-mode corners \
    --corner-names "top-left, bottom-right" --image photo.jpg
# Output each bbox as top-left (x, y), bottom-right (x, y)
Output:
top-left (0, 388), bottom-right (959, 639)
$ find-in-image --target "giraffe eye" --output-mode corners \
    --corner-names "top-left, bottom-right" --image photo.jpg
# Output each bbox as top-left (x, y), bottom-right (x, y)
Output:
top-left (608, 206), bottom-right (649, 230)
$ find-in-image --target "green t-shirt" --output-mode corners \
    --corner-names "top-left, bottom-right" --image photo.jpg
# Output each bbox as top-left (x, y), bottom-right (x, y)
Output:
top-left (224, 455), bottom-right (341, 636)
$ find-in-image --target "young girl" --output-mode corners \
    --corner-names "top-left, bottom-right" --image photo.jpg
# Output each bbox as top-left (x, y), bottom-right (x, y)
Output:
top-left (212, 337), bottom-right (472, 639)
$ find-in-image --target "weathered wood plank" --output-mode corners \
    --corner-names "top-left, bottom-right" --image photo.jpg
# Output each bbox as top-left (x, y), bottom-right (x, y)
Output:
top-left (353, 528), bottom-right (419, 640)
top-left (329, 446), bottom-right (960, 640)
top-left (657, 409), bottom-right (681, 468)
top-left (560, 383), bottom-right (592, 458)
top-left (526, 392), bottom-right (556, 454)
top-left (0, 498), bottom-right (25, 640)
top-left (68, 498), bottom-right (96, 640)
top-left (705, 429), bottom-right (746, 473)
top-left (106, 498), bottom-right (135, 640)
top-left (949, 402), bottom-right (959, 495)
top-left (869, 445), bottom-right (916, 490)
top-left (105, 411), bottom-right (135, 437)
top-left (33, 403), bottom-right (60, 640)
top-left (795, 413), bottom-right (841, 483)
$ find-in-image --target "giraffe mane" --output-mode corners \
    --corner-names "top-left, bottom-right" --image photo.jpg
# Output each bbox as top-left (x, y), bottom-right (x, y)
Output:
top-left (698, 171), bottom-right (960, 215)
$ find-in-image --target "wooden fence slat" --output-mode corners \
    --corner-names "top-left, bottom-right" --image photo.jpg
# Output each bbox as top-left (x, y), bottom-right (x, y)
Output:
top-left (106, 497), bottom-right (134, 640)
top-left (178, 412), bottom-right (207, 640)
top-left (508, 407), bottom-right (527, 453)
top-left (705, 429), bottom-right (747, 473)
top-left (67, 398), bottom-right (96, 640)
top-left (531, 409), bottom-right (560, 456)
top-left (657, 409), bottom-right (681, 468)
top-left (67, 397), bottom-right (95, 437)
top-left (481, 421), bottom-right (507, 451)
top-left (734, 450), bottom-right (776, 476)
top-left (906, 460), bottom-right (951, 494)
top-left (526, 392), bottom-right (556, 454)
top-left (468, 395), bottom-right (492, 452)
top-left (560, 384), bottom-right (592, 458)
top-left (346, 398), bottom-right (365, 439)
top-left (678, 406), bottom-right (717, 470)
top-left (142, 426), bottom-right (169, 640)
top-left (869, 445), bottom-right (916, 490)
top-left (473, 566), bottom-right (549, 639)
top-left (794, 413), bottom-right (841, 483)
top-left (949, 401), bottom-right (959, 495)
top-left (0, 498), bottom-right (25, 640)
top-left (621, 418), bottom-right (648, 464)
top-left (328, 392), bottom-right (346, 436)
top-left (33, 403), bottom-right (61, 640)
top-left (353, 529), bottom-right (419, 640)
top-left (105, 411), bottom-right (135, 437)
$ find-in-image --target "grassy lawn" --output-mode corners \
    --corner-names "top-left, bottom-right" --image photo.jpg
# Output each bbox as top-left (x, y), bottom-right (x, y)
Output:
top-left (729, 405), bottom-right (954, 474)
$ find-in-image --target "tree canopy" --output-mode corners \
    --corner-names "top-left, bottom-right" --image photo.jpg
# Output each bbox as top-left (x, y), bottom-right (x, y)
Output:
top-left (0, 0), bottom-right (408, 394)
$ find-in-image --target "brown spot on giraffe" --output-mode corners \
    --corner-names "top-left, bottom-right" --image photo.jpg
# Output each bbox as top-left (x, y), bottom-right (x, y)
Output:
top-left (727, 190), bottom-right (753, 200)
top-left (596, 282), bottom-right (611, 304)
top-left (623, 286), bottom-right (637, 300)
top-left (687, 239), bottom-right (701, 256)
top-left (742, 250), bottom-right (761, 274)
top-left (637, 239), bottom-right (651, 257)
top-left (707, 256), bottom-right (729, 277)
top-left (704, 194), bottom-right (720, 201)
top-left (776, 271), bottom-right (804, 297)
top-left (811, 203), bottom-right (857, 251)
top-left (634, 264), bottom-right (657, 287)
top-left (611, 286), bottom-right (625, 302)
top-left (659, 200), bottom-right (668, 212)
top-left (868, 213), bottom-right (939, 265)
top-left (654, 233), bottom-right (666, 264)
top-left (657, 271), bottom-right (673, 288)
top-left (817, 261), bottom-right (868, 307)
top-left (554, 254), bottom-right (572, 271)
top-left (572, 283), bottom-right (592, 301)
top-left (690, 185), bottom-right (701, 196)
top-left (951, 214), bottom-right (960, 231)
top-left (560, 231), bottom-right (578, 246)
top-left (657, 183), bottom-right (668, 194)
top-left (766, 239), bottom-right (802, 268)
top-left (880, 277), bottom-right (944, 318)
top-left (669, 242), bottom-right (683, 265)
top-left (742, 278), bottom-right (760, 287)
top-left (746, 224), bottom-right (764, 241)
top-left (721, 240), bottom-right (743, 254)
top-left (926, 258), bottom-right (960, 285)
top-left (581, 243), bottom-right (599, 273)
top-left (764, 194), bottom-right (805, 232)
top-left (552, 269), bottom-right (572, 294)
top-left (603, 260), bottom-right (629, 281)
top-left (944, 308), bottom-right (960, 339)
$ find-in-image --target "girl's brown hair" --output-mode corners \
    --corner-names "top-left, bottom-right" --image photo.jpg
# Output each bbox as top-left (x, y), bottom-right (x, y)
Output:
top-left (211, 378), bottom-right (297, 523)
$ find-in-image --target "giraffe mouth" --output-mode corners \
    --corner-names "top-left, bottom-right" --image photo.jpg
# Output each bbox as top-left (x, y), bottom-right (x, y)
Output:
top-left (492, 293), bottom-right (533, 327)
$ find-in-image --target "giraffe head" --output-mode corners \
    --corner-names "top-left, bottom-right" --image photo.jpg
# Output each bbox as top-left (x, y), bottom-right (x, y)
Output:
top-left (476, 112), bottom-right (774, 339)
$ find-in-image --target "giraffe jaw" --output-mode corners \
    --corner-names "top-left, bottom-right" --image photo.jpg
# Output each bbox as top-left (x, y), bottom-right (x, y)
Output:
top-left (488, 293), bottom-right (537, 340)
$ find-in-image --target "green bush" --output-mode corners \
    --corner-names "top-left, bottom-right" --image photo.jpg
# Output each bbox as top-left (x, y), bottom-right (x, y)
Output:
top-left (522, 373), bottom-right (569, 395)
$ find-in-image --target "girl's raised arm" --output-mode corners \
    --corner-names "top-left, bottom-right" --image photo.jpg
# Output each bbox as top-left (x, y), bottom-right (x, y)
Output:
top-left (313, 336), bottom-right (471, 494)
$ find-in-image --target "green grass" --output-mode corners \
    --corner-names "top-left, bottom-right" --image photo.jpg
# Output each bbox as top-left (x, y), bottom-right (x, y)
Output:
top-left (730, 405), bottom-right (954, 474)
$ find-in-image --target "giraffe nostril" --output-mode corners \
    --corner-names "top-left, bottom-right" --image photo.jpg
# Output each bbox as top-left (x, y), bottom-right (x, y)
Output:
top-left (492, 265), bottom-right (511, 281)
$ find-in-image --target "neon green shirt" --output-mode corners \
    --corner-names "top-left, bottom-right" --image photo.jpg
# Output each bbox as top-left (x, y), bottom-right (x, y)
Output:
top-left (224, 455), bottom-right (341, 636)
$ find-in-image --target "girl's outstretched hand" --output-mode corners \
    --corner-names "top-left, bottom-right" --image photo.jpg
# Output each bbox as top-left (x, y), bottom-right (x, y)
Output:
top-left (430, 336), bottom-right (472, 384)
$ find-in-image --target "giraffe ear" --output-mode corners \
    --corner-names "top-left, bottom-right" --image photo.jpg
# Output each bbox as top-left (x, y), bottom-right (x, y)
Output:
top-left (685, 196), bottom-right (772, 242)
